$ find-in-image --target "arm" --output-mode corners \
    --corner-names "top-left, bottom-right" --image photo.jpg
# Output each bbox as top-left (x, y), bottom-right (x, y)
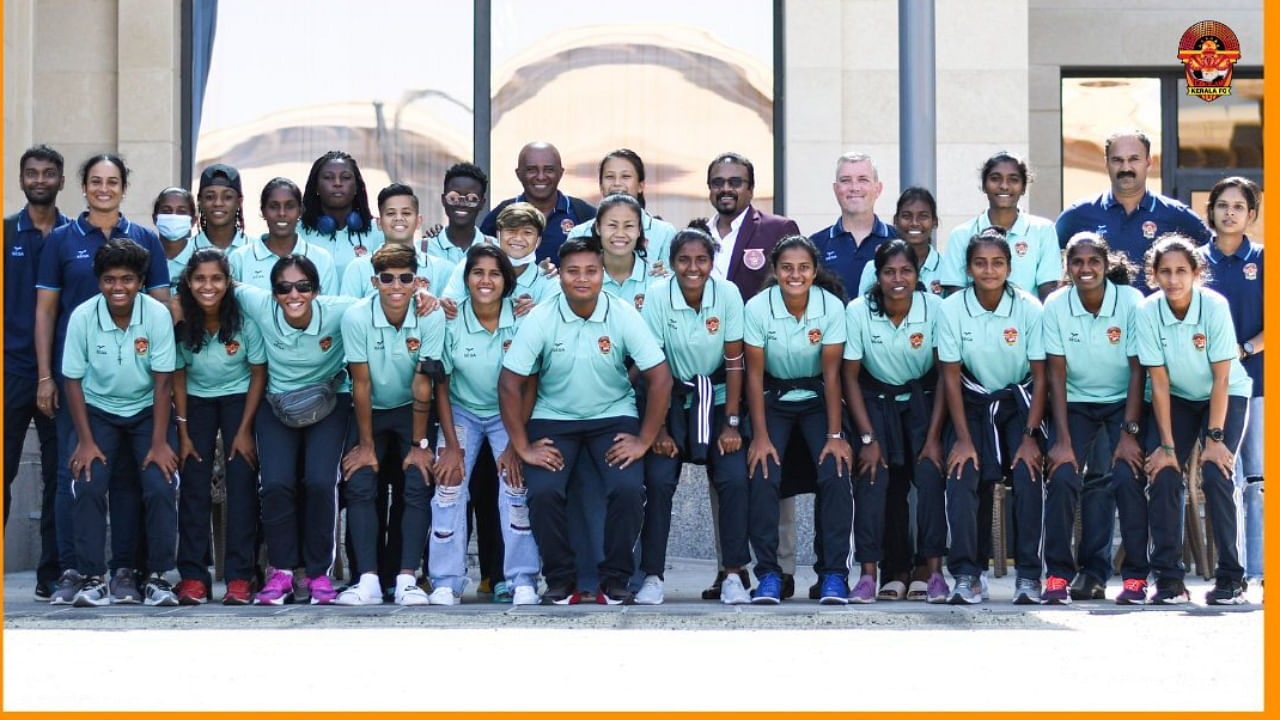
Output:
top-left (941, 361), bottom-right (977, 478)
top-left (841, 358), bottom-right (883, 476)
top-left (606, 361), bottom-right (673, 470)
top-left (1011, 359), bottom-right (1046, 479)
top-left (64, 378), bottom-right (105, 482)
top-left (1143, 365), bottom-right (1178, 480)
top-left (744, 343), bottom-right (778, 479)
top-left (818, 344), bottom-right (854, 477)
top-left (498, 368), bottom-right (561, 472)
top-left (1045, 354), bottom-right (1075, 475)
top-left (142, 372), bottom-right (178, 478)
top-left (340, 362), bottom-right (378, 480)
top-left (1199, 360), bottom-right (1236, 477)
top-left (1112, 357), bottom-right (1145, 474)
top-left (1241, 331), bottom-right (1264, 356)
top-left (718, 339), bottom-right (745, 455)
top-left (173, 369), bottom-right (199, 466)
top-left (34, 289), bottom-right (60, 415)
top-left (402, 371), bottom-right (436, 486)
top-left (918, 367), bottom-right (948, 470)
top-left (429, 377), bottom-right (465, 487)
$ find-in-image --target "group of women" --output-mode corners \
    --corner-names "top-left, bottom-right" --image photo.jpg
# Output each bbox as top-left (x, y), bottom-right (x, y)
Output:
top-left (31, 145), bottom-right (1261, 608)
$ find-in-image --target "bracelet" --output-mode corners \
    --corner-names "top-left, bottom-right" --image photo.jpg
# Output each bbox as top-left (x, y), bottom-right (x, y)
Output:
top-left (38, 376), bottom-right (53, 384)
top-left (1160, 444), bottom-right (1175, 455)
top-left (723, 353), bottom-right (744, 361)
top-left (174, 415), bottom-right (188, 424)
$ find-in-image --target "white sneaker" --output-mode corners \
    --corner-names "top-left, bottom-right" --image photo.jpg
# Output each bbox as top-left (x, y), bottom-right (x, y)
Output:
top-left (634, 575), bottom-right (664, 605)
top-left (429, 587), bottom-right (459, 606)
top-left (336, 575), bottom-right (383, 606)
top-left (512, 585), bottom-right (540, 606)
top-left (719, 573), bottom-right (751, 605)
top-left (979, 571), bottom-right (990, 600)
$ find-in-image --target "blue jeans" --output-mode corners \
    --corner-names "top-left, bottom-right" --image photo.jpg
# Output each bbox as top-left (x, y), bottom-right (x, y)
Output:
top-left (1235, 396), bottom-right (1263, 580)
top-left (429, 405), bottom-right (540, 594)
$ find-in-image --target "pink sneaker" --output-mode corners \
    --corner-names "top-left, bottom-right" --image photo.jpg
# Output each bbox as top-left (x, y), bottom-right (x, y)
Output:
top-left (254, 569), bottom-right (294, 605)
top-left (308, 575), bottom-right (337, 605)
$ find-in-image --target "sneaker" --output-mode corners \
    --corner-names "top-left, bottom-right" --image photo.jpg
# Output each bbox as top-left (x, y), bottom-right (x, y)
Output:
top-left (144, 573), bottom-right (179, 606)
top-left (492, 580), bottom-right (514, 603)
top-left (254, 568), bottom-right (295, 605)
top-left (72, 576), bottom-right (110, 607)
top-left (702, 569), bottom-right (751, 600)
top-left (925, 573), bottom-right (950, 604)
top-left (222, 579), bottom-right (252, 606)
top-left (634, 575), bottom-right (664, 605)
top-left (949, 575), bottom-right (982, 605)
top-left (597, 579), bottom-right (635, 606)
top-left (292, 571), bottom-right (310, 603)
top-left (808, 578), bottom-right (822, 600)
top-left (845, 575), bottom-right (875, 604)
top-left (1152, 578), bottom-right (1190, 605)
top-left (109, 568), bottom-right (141, 604)
top-left (542, 579), bottom-right (579, 605)
top-left (719, 573), bottom-right (751, 605)
top-left (175, 579), bottom-right (208, 606)
top-left (1069, 573), bottom-right (1106, 601)
top-left (335, 575), bottom-right (383, 606)
top-left (751, 573), bottom-right (783, 604)
top-left (34, 579), bottom-right (55, 602)
top-left (308, 575), bottom-right (338, 605)
top-left (1013, 578), bottom-right (1042, 605)
top-left (815, 573), bottom-right (848, 604)
top-left (1206, 578), bottom-right (1248, 606)
top-left (429, 587), bottom-right (459, 606)
top-left (50, 569), bottom-right (85, 605)
top-left (979, 571), bottom-right (990, 600)
top-left (1116, 578), bottom-right (1149, 605)
top-left (1042, 576), bottom-right (1071, 605)
top-left (512, 585), bottom-right (540, 606)
top-left (781, 573), bottom-right (795, 600)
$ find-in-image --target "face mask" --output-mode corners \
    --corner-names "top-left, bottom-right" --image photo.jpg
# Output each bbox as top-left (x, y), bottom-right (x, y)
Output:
top-left (507, 251), bottom-right (537, 267)
top-left (156, 214), bottom-right (193, 241)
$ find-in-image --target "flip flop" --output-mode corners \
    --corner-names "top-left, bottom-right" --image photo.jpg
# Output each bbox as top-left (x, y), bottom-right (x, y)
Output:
top-left (877, 580), bottom-right (906, 601)
top-left (906, 579), bottom-right (929, 601)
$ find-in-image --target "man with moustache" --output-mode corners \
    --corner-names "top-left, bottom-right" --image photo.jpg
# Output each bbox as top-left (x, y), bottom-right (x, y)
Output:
top-left (4, 145), bottom-right (69, 600)
top-left (480, 142), bottom-right (595, 265)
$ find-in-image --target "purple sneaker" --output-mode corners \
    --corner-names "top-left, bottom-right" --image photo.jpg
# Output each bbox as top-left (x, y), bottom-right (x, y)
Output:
top-left (847, 574), bottom-right (876, 604)
top-left (924, 572), bottom-right (950, 604)
top-left (254, 569), bottom-right (294, 606)
top-left (309, 575), bottom-right (338, 605)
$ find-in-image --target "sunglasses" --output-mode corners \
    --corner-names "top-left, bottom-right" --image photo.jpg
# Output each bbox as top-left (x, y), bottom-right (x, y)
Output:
top-left (443, 191), bottom-right (483, 208)
top-left (708, 177), bottom-right (746, 190)
top-left (378, 272), bottom-right (417, 286)
top-left (272, 280), bottom-right (315, 295)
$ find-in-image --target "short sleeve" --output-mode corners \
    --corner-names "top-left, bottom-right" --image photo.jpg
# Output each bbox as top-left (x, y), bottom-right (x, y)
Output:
top-left (1034, 224), bottom-right (1064, 286)
top-left (502, 311), bottom-right (545, 376)
top-left (418, 311), bottom-right (446, 362)
top-left (439, 321), bottom-right (458, 374)
top-left (821, 293), bottom-right (847, 345)
top-left (1204, 291), bottom-right (1240, 364)
top-left (1054, 210), bottom-right (1077, 249)
top-left (857, 262), bottom-right (875, 297)
top-left (426, 256), bottom-right (455, 296)
top-left (1178, 205), bottom-right (1214, 245)
top-left (1042, 296), bottom-right (1064, 356)
top-left (742, 297), bottom-right (766, 348)
top-left (242, 318), bottom-right (267, 364)
top-left (1022, 299), bottom-right (1045, 362)
top-left (147, 305), bottom-right (177, 373)
top-left (1135, 302), bottom-right (1166, 368)
top-left (1122, 288), bottom-right (1141, 358)
top-left (60, 307), bottom-right (89, 380)
top-left (442, 263), bottom-right (467, 302)
top-left (639, 288), bottom-right (666, 349)
top-left (232, 282), bottom-right (273, 323)
top-left (142, 231), bottom-right (171, 291)
top-left (843, 301), bottom-right (865, 362)
top-left (228, 248), bottom-right (246, 283)
top-left (936, 300), bottom-right (962, 364)
top-left (341, 304), bottom-right (369, 364)
top-left (36, 229), bottom-right (63, 290)
top-left (618, 301), bottom-right (665, 371)
top-left (721, 283), bottom-right (745, 343)
top-left (339, 261), bottom-right (370, 299)
top-left (317, 254), bottom-right (338, 298)
top-left (939, 223), bottom-right (971, 287)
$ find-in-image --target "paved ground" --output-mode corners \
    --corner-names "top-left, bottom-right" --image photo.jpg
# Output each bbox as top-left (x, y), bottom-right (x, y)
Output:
top-left (2, 560), bottom-right (1263, 711)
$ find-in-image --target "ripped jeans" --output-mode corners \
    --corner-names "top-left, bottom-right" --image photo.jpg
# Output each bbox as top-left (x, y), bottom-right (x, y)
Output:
top-left (428, 404), bottom-right (540, 594)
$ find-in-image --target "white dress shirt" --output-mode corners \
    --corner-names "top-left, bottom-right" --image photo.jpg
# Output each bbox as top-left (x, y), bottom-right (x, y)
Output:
top-left (712, 207), bottom-right (750, 280)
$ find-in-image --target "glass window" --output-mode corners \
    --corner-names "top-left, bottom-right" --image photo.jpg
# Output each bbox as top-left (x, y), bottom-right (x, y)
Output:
top-left (1178, 78), bottom-right (1263, 169)
top-left (194, 0), bottom-right (474, 236)
top-left (1061, 77), bottom-right (1163, 208)
top-left (489, 0), bottom-right (775, 225)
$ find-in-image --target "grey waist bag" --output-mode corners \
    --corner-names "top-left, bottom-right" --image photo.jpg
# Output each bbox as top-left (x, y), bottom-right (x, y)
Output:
top-left (266, 372), bottom-right (345, 428)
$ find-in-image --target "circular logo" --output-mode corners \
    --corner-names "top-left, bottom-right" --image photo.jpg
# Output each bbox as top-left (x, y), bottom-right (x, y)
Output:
top-left (1106, 326), bottom-right (1122, 345)
top-left (134, 338), bottom-right (149, 356)
top-left (598, 336), bottom-right (612, 355)
top-left (1003, 327), bottom-right (1019, 346)
top-left (743, 248), bottom-right (766, 271)
top-left (807, 328), bottom-right (823, 345)
top-left (706, 317), bottom-right (721, 334)
top-left (909, 332), bottom-right (924, 349)
top-left (319, 336), bottom-right (333, 352)
top-left (1192, 333), bottom-right (1207, 350)
top-left (225, 340), bottom-right (241, 356)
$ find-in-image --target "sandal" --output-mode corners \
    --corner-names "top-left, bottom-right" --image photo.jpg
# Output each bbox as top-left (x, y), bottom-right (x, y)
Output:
top-left (877, 580), bottom-right (906, 601)
top-left (906, 579), bottom-right (929, 601)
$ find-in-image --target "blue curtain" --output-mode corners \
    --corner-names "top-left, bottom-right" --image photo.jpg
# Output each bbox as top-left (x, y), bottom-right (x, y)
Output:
top-left (189, 0), bottom-right (218, 155)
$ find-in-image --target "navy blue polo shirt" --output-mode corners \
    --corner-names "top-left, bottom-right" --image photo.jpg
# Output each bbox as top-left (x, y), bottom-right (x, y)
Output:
top-left (479, 192), bottom-right (596, 264)
top-left (1055, 190), bottom-right (1211, 293)
top-left (35, 212), bottom-right (170, 373)
top-left (1197, 237), bottom-right (1264, 396)
top-left (809, 215), bottom-right (896, 300)
top-left (5, 207), bottom-right (70, 378)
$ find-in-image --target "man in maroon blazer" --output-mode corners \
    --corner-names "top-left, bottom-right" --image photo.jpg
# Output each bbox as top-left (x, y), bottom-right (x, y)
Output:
top-left (706, 153), bottom-right (800, 300)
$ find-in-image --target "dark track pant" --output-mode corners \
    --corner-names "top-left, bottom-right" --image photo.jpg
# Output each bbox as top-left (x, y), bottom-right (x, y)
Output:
top-left (4, 372), bottom-right (60, 585)
top-left (1044, 401), bottom-right (1125, 580)
top-left (343, 405), bottom-right (425, 576)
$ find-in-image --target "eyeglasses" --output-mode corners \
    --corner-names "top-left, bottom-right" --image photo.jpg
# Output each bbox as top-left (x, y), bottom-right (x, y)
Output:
top-left (272, 280), bottom-right (315, 295)
top-left (444, 191), bottom-right (483, 208)
top-left (708, 177), bottom-right (746, 190)
top-left (378, 272), bottom-right (417, 286)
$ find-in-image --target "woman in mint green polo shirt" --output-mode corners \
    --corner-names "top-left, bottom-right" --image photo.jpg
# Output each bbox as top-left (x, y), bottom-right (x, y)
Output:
top-left (1041, 233), bottom-right (1145, 604)
top-left (937, 228), bottom-right (1047, 605)
top-left (857, 187), bottom-right (944, 298)
top-left (232, 254), bottom-right (358, 606)
top-left (153, 187), bottom-right (197, 290)
top-left (1131, 234), bottom-right (1252, 605)
top-left (594, 193), bottom-right (655, 310)
top-left (170, 248), bottom-right (267, 605)
top-left (442, 202), bottom-right (558, 305)
top-left (428, 244), bottom-right (542, 606)
top-left (743, 235), bottom-right (854, 604)
top-left (298, 151), bottom-right (384, 276)
top-left (228, 178), bottom-right (337, 295)
top-left (842, 239), bottom-right (949, 604)
top-left (567, 149), bottom-right (676, 274)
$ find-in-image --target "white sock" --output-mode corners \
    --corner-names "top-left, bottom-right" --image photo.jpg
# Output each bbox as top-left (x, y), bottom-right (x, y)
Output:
top-left (395, 574), bottom-right (416, 591)
top-left (358, 572), bottom-right (381, 590)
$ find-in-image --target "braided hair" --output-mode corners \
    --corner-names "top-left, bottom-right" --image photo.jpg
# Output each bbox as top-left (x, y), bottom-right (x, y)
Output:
top-left (300, 151), bottom-right (374, 237)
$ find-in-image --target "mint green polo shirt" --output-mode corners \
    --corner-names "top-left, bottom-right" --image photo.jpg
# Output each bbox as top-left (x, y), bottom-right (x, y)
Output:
top-left (1136, 286), bottom-right (1252, 401)
top-left (1042, 280), bottom-right (1143, 404)
top-left (297, 224), bottom-right (385, 278)
top-left (233, 284), bottom-right (356, 394)
top-left (228, 234), bottom-right (339, 296)
top-left (856, 246), bottom-right (944, 298)
top-left (441, 297), bottom-right (523, 417)
top-left (341, 296), bottom-right (445, 410)
top-left (61, 293), bottom-right (177, 416)
top-left (503, 292), bottom-right (666, 421)
top-left (567, 208), bottom-right (677, 270)
top-left (940, 211), bottom-right (1063, 292)
top-left (164, 230), bottom-right (249, 290)
top-left (442, 261), bottom-right (560, 304)
top-left (641, 276), bottom-right (745, 407)
top-left (337, 247), bottom-right (455, 299)
top-left (176, 318), bottom-right (267, 398)
top-left (424, 227), bottom-right (495, 265)
top-left (603, 253), bottom-right (654, 311)
top-left (743, 285), bottom-right (848, 402)
top-left (844, 291), bottom-right (941, 400)
top-left (937, 286), bottom-right (1045, 390)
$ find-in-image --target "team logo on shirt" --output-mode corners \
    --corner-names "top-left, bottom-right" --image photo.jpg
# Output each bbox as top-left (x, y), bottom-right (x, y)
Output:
top-left (808, 328), bottom-right (823, 345)
top-left (634, 294), bottom-right (645, 310)
top-left (406, 337), bottom-right (421, 353)
top-left (909, 332), bottom-right (924, 349)
top-left (598, 336), bottom-right (613, 355)
top-left (929, 280), bottom-right (943, 295)
top-left (354, 245), bottom-right (368, 257)
top-left (743, 248), bottom-right (767, 271)
top-left (1192, 333), bottom-right (1207, 350)
top-left (10, 245), bottom-right (23, 257)
top-left (319, 336), bottom-right (333, 352)
top-left (1142, 221), bottom-right (1157, 240)
top-left (561, 219), bottom-right (576, 234)
top-left (1003, 328), bottom-right (1019, 346)
top-left (225, 340), bottom-right (241, 356)
top-left (1244, 262), bottom-right (1258, 280)
top-left (1014, 241), bottom-right (1028, 257)
top-left (1106, 326), bottom-right (1122, 345)
top-left (502, 339), bottom-right (512, 353)
top-left (134, 338), bottom-right (149, 356)
top-left (706, 317), bottom-right (721, 335)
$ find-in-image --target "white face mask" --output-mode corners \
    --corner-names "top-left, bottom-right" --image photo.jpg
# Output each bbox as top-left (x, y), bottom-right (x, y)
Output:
top-left (507, 251), bottom-right (537, 267)
top-left (155, 214), bottom-right (193, 241)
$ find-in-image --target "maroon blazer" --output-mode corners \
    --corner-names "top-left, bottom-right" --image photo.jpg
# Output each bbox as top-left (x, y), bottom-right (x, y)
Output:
top-left (726, 206), bottom-right (801, 300)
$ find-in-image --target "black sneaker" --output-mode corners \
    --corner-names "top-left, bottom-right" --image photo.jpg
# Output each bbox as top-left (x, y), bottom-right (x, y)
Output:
top-left (1206, 578), bottom-right (1247, 606)
top-left (34, 579), bottom-right (56, 602)
top-left (1068, 573), bottom-right (1106, 601)
top-left (596, 579), bottom-right (634, 606)
top-left (144, 573), bottom-right (179, 606)
top-left (781, 573), bottom-right (795, 600)
top-left (1152, 578), bottom-right (1190, 605)
top-left (73, 576), bottom-right (111, 607)
top-left (109, 568), bottom-right (141, 604)
top-left (542, 579), bottom-right (579, 605)
top-left (808, 577), bottom-right (821, 600)
top-left (50, 569), bottom-right (85, 605)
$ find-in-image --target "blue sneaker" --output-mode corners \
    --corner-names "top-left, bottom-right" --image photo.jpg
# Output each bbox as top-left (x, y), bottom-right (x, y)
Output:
top-left (751, 573), bottom-right (782, 604)
top-left (819, 573), bottom-right (849, 605)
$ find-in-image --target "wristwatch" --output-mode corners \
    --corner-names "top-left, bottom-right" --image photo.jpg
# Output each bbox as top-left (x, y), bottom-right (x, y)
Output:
top-left (1242, 341), bottom-right (1255, 356)
top-left (826, 432), bottom-right (845, 440)
top-left (1122, 421), bottom-right (1141, 437)
top-left (1207, 427), bottom-right (1225, 443)
top-left (726, 415), bottom-right (741, 429)
top-left (859, 432), bottom-right (875, 446)
top-left (1022, 426), bottom-right (1041, 439)
top-left (418, 437), bottom-right (431, 450)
